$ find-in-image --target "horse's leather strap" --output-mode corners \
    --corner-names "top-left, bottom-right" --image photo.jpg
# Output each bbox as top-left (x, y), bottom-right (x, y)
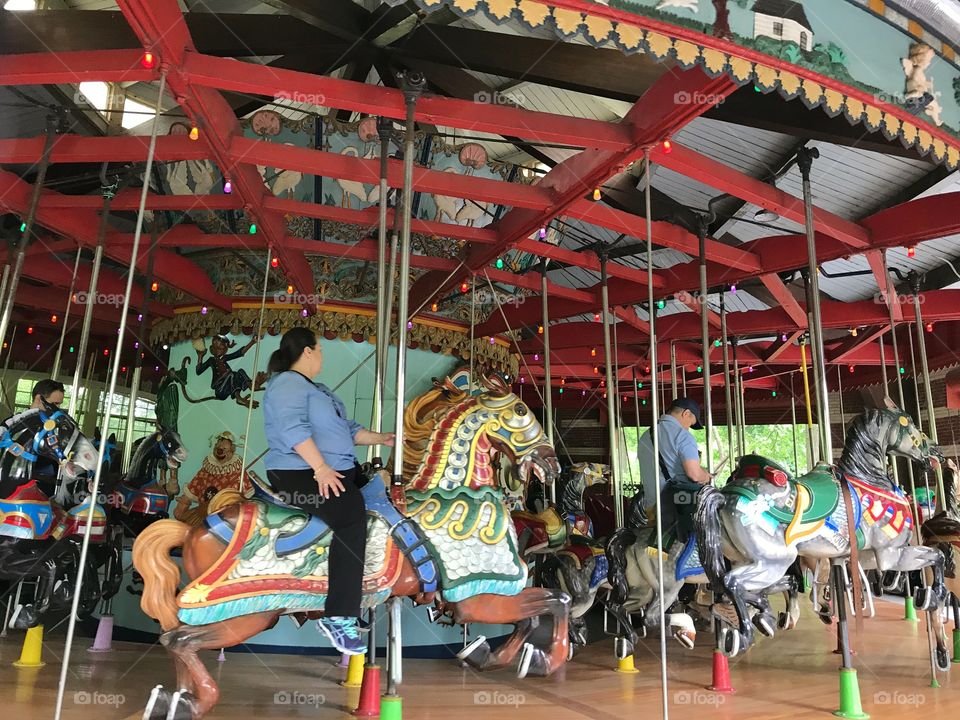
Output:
top-left (840, 479), bottom-right (865, 635)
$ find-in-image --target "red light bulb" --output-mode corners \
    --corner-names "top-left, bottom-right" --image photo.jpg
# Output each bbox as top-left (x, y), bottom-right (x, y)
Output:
top-left (140, 51), bottom-right (157, 69)
top-left (271, 257), bottom-right (279, 268)
top-left (662, 139), bottom-right (672, 154)
top-left (460, 281), bottom-right (469, 293)
top-left (907, 246), bottom-right (916, 258)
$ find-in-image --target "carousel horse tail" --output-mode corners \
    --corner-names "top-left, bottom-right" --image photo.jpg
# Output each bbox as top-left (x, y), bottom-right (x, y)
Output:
top-left (207, 488), bottom-right (246, 514)
top-left (606, 527), bottom-right (637, 604)
top-left (132, 519), bottom-right (191, 630)
top-left (694, 485), bottom-right (726, 594)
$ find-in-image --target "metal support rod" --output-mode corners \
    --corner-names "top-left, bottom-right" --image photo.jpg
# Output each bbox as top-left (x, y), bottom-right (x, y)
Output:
top-left (720, 292), bottom-right (734, 469)
top-left (836, 365), bottom-right (845, 456)
top-left (832, 563), bottom-right (853, 669)
top-left (468, 277), bottom-right (477, 387)
top-left (238, 248), bottom-right (272, 493)
top-left (697, 220), bottom-right (713, 472)
top-left (67, 187), bottom-right (114, 418)
top-left (54, 71), bottom-right (167, 720)
top-left (600, 254), bottom-right (622, 529)
top-left (790, 373), bottom-right (800, 474)
top-left (386, 74), bottom-right (423, 697)
top-left (0, 115), bottom-right (59, 351)
top-left (878, 333), bottom-right (899, 487)
top-left (369, 117), bottom-right (392, 466)
top-left (541, 263), bottom-right (555, 454)
top-left (0, 266), bottom-right (10, 338)
top-left (644, 151), bottom-right (669, 720)
top-left (0, 326), bottom-right (16, 413)
top-left (799, 340), bottom-right (815, 469)
top-left (731, 339), bottom-right (745, 457)
top-left (910, 280), bottom-right (945, 506)
top-left (633, 366), bottom-right (641, 493)
top-left (797, 147), bottom-right (832, 464)
top-left (669, 340), bottom-right (677, 400)
top-left (52, 248), bottom-right (82, 381)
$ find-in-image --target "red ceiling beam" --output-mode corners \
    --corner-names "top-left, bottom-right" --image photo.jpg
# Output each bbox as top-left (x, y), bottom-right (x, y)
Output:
top-left (759, 273), bottom-right (807, 327)
top-left (117, 0), bottom-right (314, 312)
top-left (182, 52), bottom-right (635, 151)
top-left (0, 135), bottom-right (209, 165)
top-left (407, 66), bottom-right (736, 316)
top-left (565, 201), bottom-right (760, 272)
top-left (649, 143), bottom-right (870, 249)
top-left (865, 248), bottom-right (904, 323)
top-left (0, 49), bottom-right (156, 86)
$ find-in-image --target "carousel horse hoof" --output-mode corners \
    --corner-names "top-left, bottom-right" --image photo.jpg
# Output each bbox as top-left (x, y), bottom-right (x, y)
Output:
top-left (568, 643), bottom-right (575, 662)
top-left (915, 586), bottom-right (935, 612)
top-left (142, 685), bottom-right (171, 720)
top-left (937, 646), bottom-right (950, 673)
top-left (456, 635), bottom-right (490, 668)
top-left (165, 689), bottom-right (197, 720)
top-left (517, 643), bottom-right (549, 678)
top-left (11, 605), bottom-right (40, 630)
top-left (718, 627), bottom-right (741, 658)
top-left (753, 612), bottom-right (776, 638)
top-left (614, 636), bottom-right (634, 661)
top-left (882, 571), bottom-right (902, 592)
top-left (673, 629), bottom-right (696, 650)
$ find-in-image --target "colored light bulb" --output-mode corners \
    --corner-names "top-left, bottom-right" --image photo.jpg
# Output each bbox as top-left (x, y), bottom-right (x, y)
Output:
top-left (907, 246), bottom-right (916, 258)
top-left (189, 126), bottom-right (199, 141)
top-left (926, 322), bottom-right (933, 332)
top-left (50, 314), bottom-right (57, 323)
top-left (35, 344), bottom-right (40, 351)
top-left (781, 333), bottom-right (788, 342)
top-left (559, 387), bottom-right (564, 394)
top-left (713, 339), bottom-right (721, 347)
top-left (697, 365), bottom-right (702, 373)
top-left (593, 188), bottom-right (601, 201)
top-left (271, 257), bottom-right (279, 268)
top-left (538, 227), bottom-right (547, 239)
top-left (301, 308), bottom-right (308, 317)
top-left (431, 303), bottom-right (438, 312)
top-left (201, 306), bottom-right (208, 315)
top-left (460, 281), bottom-right (469, 293)
top-left (151, 281), bottom-right (159, 292)
top-left (899, 367), bottom-right (906, 374)
top-left (223, 179), bottom-right (232, 194)
top-left (69, 346), bottom-right (74, 353)
top-left (27, 327), bottom-right (33, 334)
top-left (772, 390), bottom-right (777, 397)
top-left (249, 223), bottom-right (257, 234)
top-left (496, 258), bottom-right (504, 269)
top-left (140, 51), bottom-right (156, 69)
top-left (534, 353), bottom-right (540, 361)
top-left (661, 139), bottom-right (672, 153)
top-left (593, 366), bottom-right (599, 375)
top-left (849, 364), bottom-right (855, 373)
top-left (642, 399), bottom-right (647, 406)
top-left (103, 348), bottom-right (109, 356)
top-left (730, 284), bottom-right (737, 293)
top-left (287, 285), bottom-right (294, 294)
top-left (407, 321), bottom-right (413, 329)
top-left (19, 222), bottom-right (26, 232)
top-left (657, 299), bottom-right (666, 310)
top-left (637, 382), bottom-right (643, 389)
top-left (594, 312), bottom-right (601, 322)
top-left (591, 347), bottom-right (596, 357)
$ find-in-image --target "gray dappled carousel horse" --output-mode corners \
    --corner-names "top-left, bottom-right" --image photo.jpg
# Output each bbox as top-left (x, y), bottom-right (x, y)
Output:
top-left (697, 400), bottom-right (949, 666)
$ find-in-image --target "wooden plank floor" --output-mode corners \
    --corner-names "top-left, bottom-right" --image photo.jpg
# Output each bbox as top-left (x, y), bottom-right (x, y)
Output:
top-left (1, 598), bottom-right (957, 719)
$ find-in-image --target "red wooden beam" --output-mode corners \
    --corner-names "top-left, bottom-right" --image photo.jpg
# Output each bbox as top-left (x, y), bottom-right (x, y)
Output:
top-left (0, 49), bottom-right (156, 86)
top-left (865, 248), bottom-right (904, 322)
top-left (0, 135), bottom-right (209, 165)
top-left (759, 273), bottom-right (807, 327)
top-left (650, 142), bottom-right (870, 248)
top-left (407, 66), bottom-right (736, 315)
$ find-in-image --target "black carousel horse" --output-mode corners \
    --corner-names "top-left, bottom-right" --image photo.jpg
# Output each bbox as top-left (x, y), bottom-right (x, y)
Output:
top-left (0, 404), bottom-right (106, 628)
top-left (108, 426), bottom-right (187, 537)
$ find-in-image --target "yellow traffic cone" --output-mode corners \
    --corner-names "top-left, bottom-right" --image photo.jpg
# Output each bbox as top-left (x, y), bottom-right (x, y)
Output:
top-left (341, 653), bottom-right (365, 687)
top-left (615, 654), bottom-right (640, 674)
top-left (13, 625), bottom-right (45, 668)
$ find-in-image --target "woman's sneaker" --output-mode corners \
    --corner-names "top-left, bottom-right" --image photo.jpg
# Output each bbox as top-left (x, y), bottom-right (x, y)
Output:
top-left (317, 616), bottom-right (367, 655)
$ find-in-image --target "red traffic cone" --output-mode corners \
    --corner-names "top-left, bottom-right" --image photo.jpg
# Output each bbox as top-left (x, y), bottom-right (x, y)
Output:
top-left (706, 650), bottom-right (734, 693)
top-left (353, 663), bottom-right (381, 717)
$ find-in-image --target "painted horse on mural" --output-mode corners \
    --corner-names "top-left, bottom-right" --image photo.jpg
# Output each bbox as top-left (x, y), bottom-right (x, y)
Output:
top-left (513, 462), bottom-right (610, 648)
top-left (697, 400), bottom-right (950, 666)
top-left (132, 371), bottom-right (566, 720)
top-left (0, 406), bottom-right (107, 628)
top-left (108, 426), bottom-right (188, 537)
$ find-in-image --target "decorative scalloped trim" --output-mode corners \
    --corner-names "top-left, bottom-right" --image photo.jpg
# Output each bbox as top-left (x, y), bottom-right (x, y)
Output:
top-left (411, 0), bottom-right (959, 170)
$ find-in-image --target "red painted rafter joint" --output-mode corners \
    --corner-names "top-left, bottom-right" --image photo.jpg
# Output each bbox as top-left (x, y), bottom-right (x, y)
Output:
top-left (116, 0), bottom-right (315, 312)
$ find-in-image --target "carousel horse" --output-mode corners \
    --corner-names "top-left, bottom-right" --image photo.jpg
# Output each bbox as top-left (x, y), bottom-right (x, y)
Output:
top-left (697, 400), bottom-right (950, 666)
top-left (0, 405), bottom-right (104, 628)
top-left (132, 372), bottom-right (567, 720)
top-left (109, 426), bottom-right (187, 537)
top-left (921, 458), bottom-right (960, 664)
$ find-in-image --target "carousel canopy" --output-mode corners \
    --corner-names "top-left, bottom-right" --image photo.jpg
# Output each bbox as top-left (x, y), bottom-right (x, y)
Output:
top-left (1, 0), bottom-right (959, 417)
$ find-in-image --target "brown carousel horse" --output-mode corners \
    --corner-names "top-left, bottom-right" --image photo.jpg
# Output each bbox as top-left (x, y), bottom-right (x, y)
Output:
top-left (132, 371), bottom-right (565, 719)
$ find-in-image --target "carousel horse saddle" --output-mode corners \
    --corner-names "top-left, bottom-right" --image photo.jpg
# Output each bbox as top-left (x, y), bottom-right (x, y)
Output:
top-left (205, 472), bottom-right (439, 592)
top-left (115, 481), bottom-right (169, 515)
top-left (557, 536), bottom-right (609, 589)
top-left (0, 480), bottom-right (58, 540)
top-left (512, 506), bottom-right (567, 553)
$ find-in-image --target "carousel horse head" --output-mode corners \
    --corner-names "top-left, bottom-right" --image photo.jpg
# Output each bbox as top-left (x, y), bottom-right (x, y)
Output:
top-left (475, 373), bottom-right (560, 491)
top-left (0, 404), bottom-right (99, 483)
top-left (152, 424), bottom-right (188, 471)
top-left (840, 398), bottom-right (942, 482)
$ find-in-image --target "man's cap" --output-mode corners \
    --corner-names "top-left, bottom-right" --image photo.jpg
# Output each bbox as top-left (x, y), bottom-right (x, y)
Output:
top-left (672, 397), bottom-right (703, 430)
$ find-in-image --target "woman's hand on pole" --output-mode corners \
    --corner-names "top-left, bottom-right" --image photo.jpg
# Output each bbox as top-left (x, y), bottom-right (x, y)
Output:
top-left (314, 464), bottom-right (345, 498)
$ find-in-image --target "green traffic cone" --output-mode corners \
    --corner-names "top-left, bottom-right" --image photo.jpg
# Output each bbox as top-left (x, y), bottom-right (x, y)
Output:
top-left (834, 668), bottom-right (869, 719)
top-left (903, 596), bottom-right (918, 622)
top-left (380, 695), bottom-right (403, 720)
top-left (952, 628), bottom-right (960, 664)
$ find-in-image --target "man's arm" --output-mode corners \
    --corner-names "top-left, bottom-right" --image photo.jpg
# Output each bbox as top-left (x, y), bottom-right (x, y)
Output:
top-left (682, 458), bottom-right (712, 484)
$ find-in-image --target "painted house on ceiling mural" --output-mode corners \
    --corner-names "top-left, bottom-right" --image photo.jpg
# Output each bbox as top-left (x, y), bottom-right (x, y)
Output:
top-left (752, 0), bottom-right (814, 51)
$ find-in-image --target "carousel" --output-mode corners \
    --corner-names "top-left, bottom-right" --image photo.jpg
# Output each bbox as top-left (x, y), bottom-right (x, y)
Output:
top-left (1, 0), bottom-right (960, 718)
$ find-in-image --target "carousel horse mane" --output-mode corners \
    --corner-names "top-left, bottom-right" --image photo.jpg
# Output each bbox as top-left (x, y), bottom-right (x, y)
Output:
top-left (399, 373), bottom-right (476, 480)
top-left (836, 407), bottom-right (897, 489)
top-left (0, 408), bottom-right (79, 504)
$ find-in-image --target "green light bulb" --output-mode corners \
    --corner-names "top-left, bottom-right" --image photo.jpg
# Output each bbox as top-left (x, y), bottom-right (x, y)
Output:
top-left (772, 391), bottom-right (777, 397)
top-left (496, 258), bottom-right (504, 269)
top-left (249, 223), bottom-right (257, 234)
top-left (642, 399), bottom-right (647, 405)
top-left (697, 365), bottom-right (702, 373)
top-left (713, 339), bottom-right (721, 347)
top-left (899, 367), bottom-right (905, 374)
top-left (69, 346), bottom-right (75, 353)
top-left (657, 299), bottom-right (666, 309)
top-left (637, 382), bottom-right (643, 389)
top-left (559, 387), bottom-right (564, 394)
top-left (19, 222), bottom-right (26, 232)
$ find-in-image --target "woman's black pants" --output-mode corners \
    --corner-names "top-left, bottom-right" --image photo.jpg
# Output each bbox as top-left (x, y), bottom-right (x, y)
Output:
top-left (266, 466), bottom-right (366, 619)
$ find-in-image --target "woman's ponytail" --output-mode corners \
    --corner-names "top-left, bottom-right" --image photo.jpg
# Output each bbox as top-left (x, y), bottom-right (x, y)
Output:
top-left (268, 326), bottom-right (317, 374)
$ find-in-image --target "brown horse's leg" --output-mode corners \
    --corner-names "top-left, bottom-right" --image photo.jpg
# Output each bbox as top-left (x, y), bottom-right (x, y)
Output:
top-left (452, 588), bottom-right (570, 677)
top-left (161, 611), bottom-right (282, 719)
